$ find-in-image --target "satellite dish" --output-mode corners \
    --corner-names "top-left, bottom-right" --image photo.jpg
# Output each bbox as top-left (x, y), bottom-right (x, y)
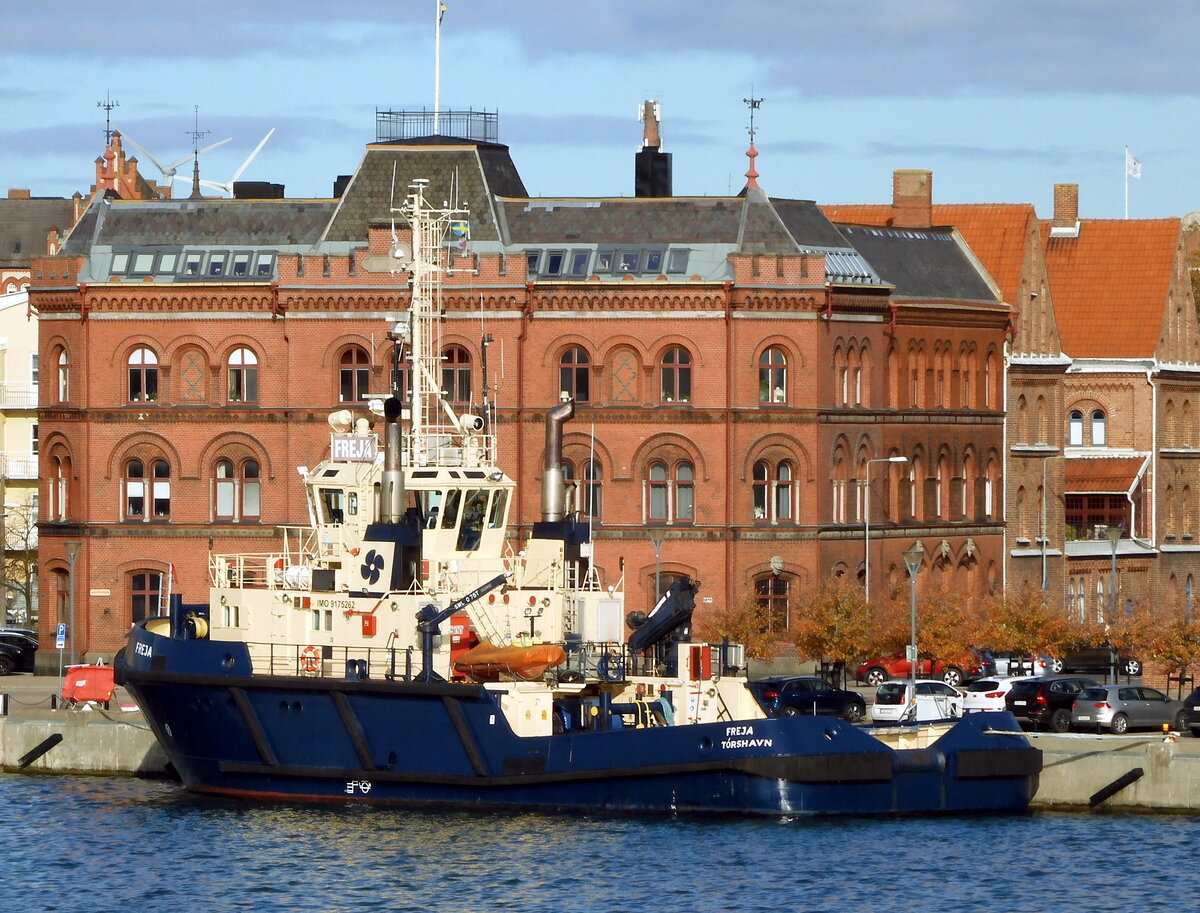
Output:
top-left (390, 241), bottom-right (413, 268)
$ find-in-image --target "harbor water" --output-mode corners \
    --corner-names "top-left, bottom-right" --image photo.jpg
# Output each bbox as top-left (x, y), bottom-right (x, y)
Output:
top-left (1, 773), bottom-right (1194, 913)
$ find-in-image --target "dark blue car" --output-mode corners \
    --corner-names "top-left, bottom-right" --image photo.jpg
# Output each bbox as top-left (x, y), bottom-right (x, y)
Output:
top-left (749, 676), bottom-right (866, 722)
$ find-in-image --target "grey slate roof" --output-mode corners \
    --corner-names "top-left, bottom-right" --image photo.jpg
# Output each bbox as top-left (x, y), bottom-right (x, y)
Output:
top-left (499, 196), bottom-right (747, 245)
top-left (837, 225), bottom-right (997, 302)
top-left (322, 140), bottom-right (527, 244)
top-left (0, 197), bottom-right (76, 267)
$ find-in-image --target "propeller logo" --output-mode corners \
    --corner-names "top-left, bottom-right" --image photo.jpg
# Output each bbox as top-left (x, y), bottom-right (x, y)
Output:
top-left (361, 549), bottom-right (385, 585)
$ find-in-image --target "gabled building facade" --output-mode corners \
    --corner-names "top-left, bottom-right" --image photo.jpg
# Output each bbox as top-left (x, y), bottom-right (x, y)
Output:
top-left (30, 114), bottom-right (1009, 664)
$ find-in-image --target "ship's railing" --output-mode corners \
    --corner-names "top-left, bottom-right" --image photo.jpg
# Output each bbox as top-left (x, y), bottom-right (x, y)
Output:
top-left (247, 641), bottom-right (421, 681)
top-left (210, 525), bottom-right (350, 589)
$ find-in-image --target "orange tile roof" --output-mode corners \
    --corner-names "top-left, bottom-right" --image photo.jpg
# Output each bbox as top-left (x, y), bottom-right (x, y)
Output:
top-left (1040, 219), bottom-right (1179, 358)
top-left (1065, 456), bottom-right (1148, 493)
top-left (821, 203), bottom-right (1035, 304)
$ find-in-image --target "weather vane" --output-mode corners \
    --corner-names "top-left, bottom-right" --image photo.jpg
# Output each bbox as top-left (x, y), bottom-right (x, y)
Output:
top-left (186, 105), bottom-right (211, 157)
top-left (743, 95), bottom-right (763, 142)
top-left (97, 91), bottom-right (120, 145)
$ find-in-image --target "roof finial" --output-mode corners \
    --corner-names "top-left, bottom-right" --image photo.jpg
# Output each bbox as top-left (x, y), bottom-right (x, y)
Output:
top-left (742, 95), bottom-right (763, 189)
top-left (186, 105), bottom-right (210, 199)
top-left (97, 91), bottom-right (120, 146)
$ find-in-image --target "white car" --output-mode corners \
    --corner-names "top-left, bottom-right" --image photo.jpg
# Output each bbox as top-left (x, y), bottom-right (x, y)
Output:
top-left (872, 679), bottom-right (964, 723)
top-left (963, 676), bottom-right (1034, 713)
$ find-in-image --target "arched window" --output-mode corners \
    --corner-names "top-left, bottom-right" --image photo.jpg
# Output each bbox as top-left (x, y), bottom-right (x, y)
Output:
top-left (339, 347), bottom-right (371, 402)
top-left (755, 573), bottom-right (792, 633)
top-left (57, 348), bottom-right (69, 403)
top-left (130, 571), bottom-right (163, 624)
top-left (850, 347), bottom-right (864, 406)
top-left (645, 460), bottom-right (695, 523)
top-left (152, 459), bottom-right (171, 518)
top-left (228, 348), bottom-right (258, 403)
top-left (648, 461), bottom-right (668, 521)
top-left (1092, 409), bottom-right (1107, 446)
top-left (1068, 410), bottom-right (1084, 446)
top-left (214, 458), bottom-right (259, 521)
top-left (441, 345), bottom-right (472, 406)
top-left (215, 459), bottom-right (236, 519)
top-left (660, 346), bottom-right (691, 403)
top-left (984, 458), bottom-right (998, 519)
top-left (582, 459), bottom-right (602, 518)
top-left (759, 347), bottom-right (787, 403)
top-left (908, 455), bottom-right (923, 520)
top-left (128, 347), bottom-right (158, 402)
top-left (559, 347), bottom-right (591, 403)
top-left (125, 460), bottom-right (145, 518)
top-left (984, 352), bottom-right (996, 408)
top-left (54, 569), bottom-right (69, 628)
top-left (936, 455), bottom-right (948, 518)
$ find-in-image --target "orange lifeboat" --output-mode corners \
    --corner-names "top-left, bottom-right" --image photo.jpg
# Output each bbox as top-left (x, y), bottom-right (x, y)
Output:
top-left (452, 642), bottom-right (567, 682)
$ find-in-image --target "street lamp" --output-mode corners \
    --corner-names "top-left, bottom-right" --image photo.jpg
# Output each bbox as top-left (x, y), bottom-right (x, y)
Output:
top-left (1040, 453), bottom-right (1064, 595)
top-left (1105, 525), bottom-right (1122, 618)
top-left (865, 456), bottom-right (908, 604)
top-left (63, 540), bottom-right (82, 666)
top-left (647, 525), bottom-right (668, 609)
top-left (902, 541), bottom-right (925, 719)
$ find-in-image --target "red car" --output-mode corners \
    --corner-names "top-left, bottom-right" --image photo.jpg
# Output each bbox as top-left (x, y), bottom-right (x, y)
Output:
top-left (855, 650), bottom-right (992, 688)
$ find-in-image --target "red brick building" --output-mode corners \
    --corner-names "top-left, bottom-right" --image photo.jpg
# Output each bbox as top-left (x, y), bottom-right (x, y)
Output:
top-left (30, 117), bottom-right (1010, 665)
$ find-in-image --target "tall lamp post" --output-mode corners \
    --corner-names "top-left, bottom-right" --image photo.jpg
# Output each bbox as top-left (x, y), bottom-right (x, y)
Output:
top-left (64, 540), bottom-right (82, 666)
top-left (1040, 453), bottom-right (1064, 595)
top-left (902, 541), bottom-right (925, 719)
top-left (647, 525), bottom-right (668, 609)
top-left (1105, 525), bottom-right (1122, 618)
top-left (865, 456), bottom-right (908, 604)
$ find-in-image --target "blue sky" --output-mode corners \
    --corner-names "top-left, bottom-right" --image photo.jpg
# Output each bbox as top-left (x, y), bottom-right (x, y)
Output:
top-left (3, 0), bottom-right (1199, 219)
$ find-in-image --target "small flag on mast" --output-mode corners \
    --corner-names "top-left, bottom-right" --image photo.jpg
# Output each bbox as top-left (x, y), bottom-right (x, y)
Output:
top-left (1126, 149), bottom-right (1142, 179)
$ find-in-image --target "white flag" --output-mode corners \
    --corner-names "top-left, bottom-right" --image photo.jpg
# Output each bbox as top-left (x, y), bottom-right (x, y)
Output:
top-left (1126, 150), bottom-right (1142, 179)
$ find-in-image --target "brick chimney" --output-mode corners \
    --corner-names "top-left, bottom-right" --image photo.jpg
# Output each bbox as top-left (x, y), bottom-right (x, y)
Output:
top-left (1052, 183), bottom-right (1079, 229)
top-left (892, 170), bottom-right (932, 228)
top-left (7, 189), bottom-right (31, 199)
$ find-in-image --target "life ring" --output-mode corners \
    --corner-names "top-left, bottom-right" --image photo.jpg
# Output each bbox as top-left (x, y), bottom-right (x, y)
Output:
top-left (300, 645), bottom-right (320, 674)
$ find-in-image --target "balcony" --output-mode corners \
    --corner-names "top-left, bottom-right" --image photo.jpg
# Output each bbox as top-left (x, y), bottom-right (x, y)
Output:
top-left (0, 452), bottom-right (38, 480)
top-left (0, 383), bottom-right (38, 409)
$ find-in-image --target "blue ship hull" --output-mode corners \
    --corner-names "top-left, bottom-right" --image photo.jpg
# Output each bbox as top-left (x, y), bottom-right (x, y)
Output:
top-left (115, 625), bottom-right (1040, 817)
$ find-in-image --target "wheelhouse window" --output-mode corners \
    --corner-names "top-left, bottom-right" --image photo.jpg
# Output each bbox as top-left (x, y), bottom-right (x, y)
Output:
top-left (128, 348), bottom-right (159, 402)
top-left (442, 345), bottom-right (472, 406)
top-left (228, 348), bottom-right (258, 403)
top-left (759, 347), bottom-right (787, 403)
top-left (559, 347), bottom-right (591, 403)
top-left (339, 347), bottom-right (371, 402)
top-left (660, 346), bottom-right (691, 403)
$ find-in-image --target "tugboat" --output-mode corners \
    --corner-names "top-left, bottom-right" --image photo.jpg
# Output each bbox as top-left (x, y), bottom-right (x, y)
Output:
top-left (115, 180), bottom-right (1040, 817)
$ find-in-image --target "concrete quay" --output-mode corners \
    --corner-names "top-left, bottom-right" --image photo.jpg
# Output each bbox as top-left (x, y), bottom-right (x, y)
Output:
top-left (3, 672), bottom-right (1199, 812)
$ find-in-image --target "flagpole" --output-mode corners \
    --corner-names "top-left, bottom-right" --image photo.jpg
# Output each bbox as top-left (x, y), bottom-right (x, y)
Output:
top-left (1124, 146), bottom-right (1129, 219)
top-left (434, 0), bottom-right (442, 135)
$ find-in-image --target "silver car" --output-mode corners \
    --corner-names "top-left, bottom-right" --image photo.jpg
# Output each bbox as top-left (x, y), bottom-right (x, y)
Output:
top-left (1070, 684), bottom-right (1186, 734)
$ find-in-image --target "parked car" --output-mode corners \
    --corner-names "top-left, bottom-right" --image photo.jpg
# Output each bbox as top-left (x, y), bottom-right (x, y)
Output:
top-left (1058, 645), bottom-right (1142, 677)
top-left (856, 649), bottom-right (993, 688)
top-left (1180, 687), bottom-right (1200, 738)
top-left (1005, 676), bottom-right (1097, 732)
top-left (872, 679), bottom-right (964, 723)
top-left (984, 650), bottom-right (1055, 677)
top-left (748, 676), bottom-right (867, 722)
top-left (0, 630), bottom-right (38, 675)
top-left (1071, 684), bottom-right (1186, 734)
top-left (963, 676), bottom-right (1034, 713)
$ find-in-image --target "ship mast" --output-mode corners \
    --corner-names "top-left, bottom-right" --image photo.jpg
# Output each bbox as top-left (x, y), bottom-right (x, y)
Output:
top-left (395, 178), bottom-right (474, 468)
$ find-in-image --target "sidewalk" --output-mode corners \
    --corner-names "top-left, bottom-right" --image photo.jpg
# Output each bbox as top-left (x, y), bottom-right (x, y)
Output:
top-left (1, 671), bottom-right (136, 716)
